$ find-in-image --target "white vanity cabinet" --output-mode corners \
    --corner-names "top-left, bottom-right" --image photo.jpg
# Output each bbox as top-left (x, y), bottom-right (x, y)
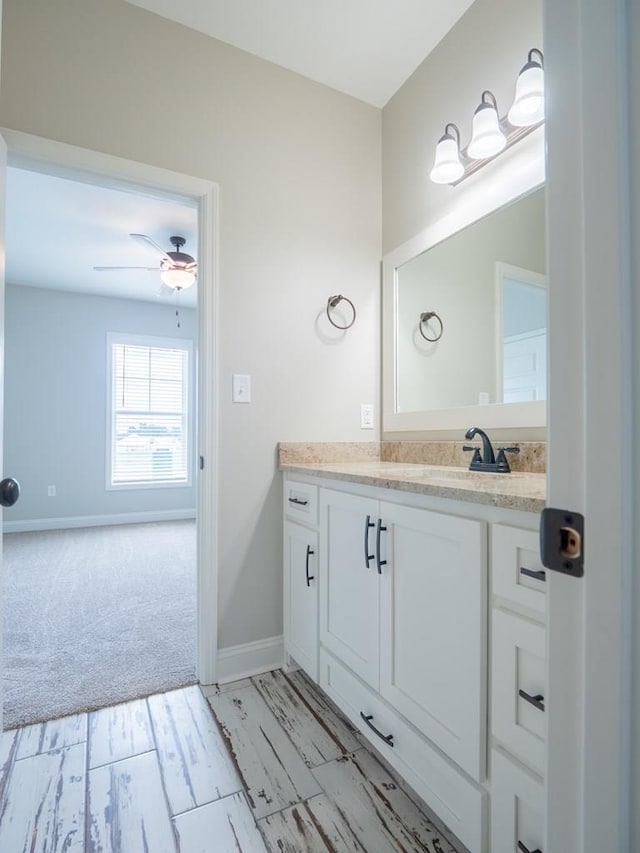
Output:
top-left (283, 472), bottom-right (545, 853)
top-left (283, 480), bottom-right (319, 682)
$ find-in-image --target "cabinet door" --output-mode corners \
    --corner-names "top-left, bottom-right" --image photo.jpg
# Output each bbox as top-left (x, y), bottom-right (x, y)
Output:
top-left (491, 748), bottom-right (544, 853)
top-left (379, 502), bottom-right (487, 781)
top-left (319, 489), bottom-right (380, 689)
top-left (285, 522), bottom-right (318, 681)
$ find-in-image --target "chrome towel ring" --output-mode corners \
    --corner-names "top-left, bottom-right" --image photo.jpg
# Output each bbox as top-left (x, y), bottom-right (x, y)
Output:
top-left (326, 294), bottom-right (356, 330)
top-left (419, 311), bottom-right (444, 342)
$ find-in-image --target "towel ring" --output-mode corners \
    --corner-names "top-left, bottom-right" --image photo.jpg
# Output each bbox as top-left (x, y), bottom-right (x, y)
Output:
top-left (419, 311), bottom-right (444, 342)
top-left (327, 295), bottom-right (356, 330)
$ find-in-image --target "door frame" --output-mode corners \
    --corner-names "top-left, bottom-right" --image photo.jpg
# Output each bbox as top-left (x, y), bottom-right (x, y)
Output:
top-left (544, 0), bottom-right (633, 850)
top-left (1, 128), bottom-right (220, 685)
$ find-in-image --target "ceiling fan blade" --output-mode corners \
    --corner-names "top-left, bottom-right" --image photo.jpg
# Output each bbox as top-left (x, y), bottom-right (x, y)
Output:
top-left (93, 265), bottom-right (162, 271)
top-left (185, 262), bottom-right (198, 270)
top-left (130, 233), bottom-right (173, 264)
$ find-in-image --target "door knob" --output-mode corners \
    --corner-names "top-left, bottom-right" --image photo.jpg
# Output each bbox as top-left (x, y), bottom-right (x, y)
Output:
top-left (0, 478), bottom-right (20, 507)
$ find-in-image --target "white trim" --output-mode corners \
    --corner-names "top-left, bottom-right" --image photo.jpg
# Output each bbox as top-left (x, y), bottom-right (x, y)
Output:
top-left (544, 0), bottom-right (632, 850)
top-left (215, 635), bottom-right (284, 685)
top-left (382, 127), bottom-right (546, 435)
top-left (4, 508), bottom-right (196, 533)
top-left (1, 128), bottom-right (219, 685)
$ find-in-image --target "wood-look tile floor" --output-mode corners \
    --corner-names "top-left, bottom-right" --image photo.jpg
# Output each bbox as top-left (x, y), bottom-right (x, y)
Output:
top-left (0, 669), bottom-right (462, 852)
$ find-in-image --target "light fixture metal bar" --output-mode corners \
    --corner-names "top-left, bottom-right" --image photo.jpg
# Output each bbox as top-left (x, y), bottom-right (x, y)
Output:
top-left (451, 116), bottom-right (543, 186)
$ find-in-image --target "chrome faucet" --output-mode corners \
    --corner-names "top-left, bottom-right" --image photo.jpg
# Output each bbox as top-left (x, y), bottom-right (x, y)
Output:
top-left (463, 427), bottom-right (520, 473)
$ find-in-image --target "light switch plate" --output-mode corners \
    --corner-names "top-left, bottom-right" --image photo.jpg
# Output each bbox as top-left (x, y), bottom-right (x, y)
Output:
top-left (360, 403), bottom-right (374, 429)
top-left (232, 374), bottom-right (251, 403)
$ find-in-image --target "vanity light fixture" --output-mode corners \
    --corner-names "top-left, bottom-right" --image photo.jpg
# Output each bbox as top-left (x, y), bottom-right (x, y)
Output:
top-left (429, 123), bottom-right (464, 184)
top-left (429, 48), bottom-right (544, 186)
top-left (508, 48), bottom-right (545, 127)
top-left (467, 91), bottom-right (507, 159)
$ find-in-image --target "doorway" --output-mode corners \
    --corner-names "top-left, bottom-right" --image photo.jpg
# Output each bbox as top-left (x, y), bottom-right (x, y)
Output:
top-left (0, 129), bottom-right (218, 726)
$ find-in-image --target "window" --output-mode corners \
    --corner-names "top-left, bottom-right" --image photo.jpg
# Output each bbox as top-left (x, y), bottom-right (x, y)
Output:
top-left (107, 333), bottom-right (192, 489)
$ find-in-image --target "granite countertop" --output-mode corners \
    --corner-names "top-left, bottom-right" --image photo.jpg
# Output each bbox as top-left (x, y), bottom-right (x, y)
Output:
top-left (279, 459), bottom-right (546, 514)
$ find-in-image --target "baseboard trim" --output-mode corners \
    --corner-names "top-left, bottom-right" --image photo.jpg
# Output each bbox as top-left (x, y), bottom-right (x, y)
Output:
top-left (4, 509), bottom-right (196, 534)
top-left (216, 635), bottom-right (284, 684)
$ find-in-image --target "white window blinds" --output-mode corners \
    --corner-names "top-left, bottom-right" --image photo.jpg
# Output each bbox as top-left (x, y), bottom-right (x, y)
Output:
top-left (108, 336), bottom-right (190, 487)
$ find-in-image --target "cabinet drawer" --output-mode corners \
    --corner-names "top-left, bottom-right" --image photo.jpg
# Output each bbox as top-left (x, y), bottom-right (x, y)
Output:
top-left (492, 609), bottom-right (546, 776)
top-left (491, 749), bottom-right (544, 853)
top-left (319, 649), bottom-right (486, 853)
top-left (284, 479), bottom-right (318, 526)
top-left (492, 524), bottom-right (546, 618)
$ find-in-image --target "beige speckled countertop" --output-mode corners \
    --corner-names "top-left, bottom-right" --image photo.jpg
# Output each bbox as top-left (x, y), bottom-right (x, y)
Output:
top-left (279, 459), bottom-right (546, 514)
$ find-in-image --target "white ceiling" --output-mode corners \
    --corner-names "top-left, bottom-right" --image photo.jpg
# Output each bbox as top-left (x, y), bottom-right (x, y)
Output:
top-left (125, 0), bottom-right (476, 107)
top-left (5, 168), bottom-right (198, 308)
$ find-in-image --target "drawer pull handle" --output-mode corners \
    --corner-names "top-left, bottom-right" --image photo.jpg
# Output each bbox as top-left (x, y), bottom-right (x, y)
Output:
top-left (360, 712), bottom-right (394, 747)
top-left (364, 515), bottom-right (375, 568)
top-left (519, 689), bottom-right (545, 712)
top-left (520, 566), bottom-right (546, 582)
top-left (305, 545), bottom-right (315, 587)
top-left (376, 519), bottom-right (387, 574)
top-left (518, 843), bottom-right (542, 853)
top-left (288, 497), bottom-right (309, 507)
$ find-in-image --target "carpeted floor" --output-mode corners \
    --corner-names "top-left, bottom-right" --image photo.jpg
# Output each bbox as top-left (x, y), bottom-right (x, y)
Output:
top-left (2, 520), bottom-right (197, 728)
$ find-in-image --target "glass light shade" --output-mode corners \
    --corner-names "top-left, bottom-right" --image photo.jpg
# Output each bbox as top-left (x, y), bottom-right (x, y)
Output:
top-left (429, 135), bottom-right (464, 184)
top-left (508, 63), bottom-right (545, 126)
top-left (467, 103), bottom-right (507, 159)
top-left (160, 267), bottom-right (196, 290)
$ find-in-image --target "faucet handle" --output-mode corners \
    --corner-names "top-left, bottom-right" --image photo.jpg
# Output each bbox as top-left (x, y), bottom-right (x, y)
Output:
top-left (495, 446), bottom-right (520, 472)
top-left (463, 445), bottom-right (482, 465)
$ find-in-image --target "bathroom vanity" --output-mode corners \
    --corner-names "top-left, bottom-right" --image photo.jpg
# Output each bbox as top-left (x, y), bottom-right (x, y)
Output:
top-left (281, 452), bottom-right (547, 853)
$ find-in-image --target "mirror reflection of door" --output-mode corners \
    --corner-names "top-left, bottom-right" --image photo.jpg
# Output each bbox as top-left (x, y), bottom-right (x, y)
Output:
top-left (495, 262), bottom-right (547, 403)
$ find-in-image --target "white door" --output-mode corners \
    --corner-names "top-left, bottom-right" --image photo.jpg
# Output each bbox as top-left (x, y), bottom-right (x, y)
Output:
top-left (319, 488), bottom-right (380, 689)
top-left (378, 502), bottom-right (486, 781)
top-left (544, 1), bottom-right (633, 850)
top-left (502, 330), bottom-right (547, 402)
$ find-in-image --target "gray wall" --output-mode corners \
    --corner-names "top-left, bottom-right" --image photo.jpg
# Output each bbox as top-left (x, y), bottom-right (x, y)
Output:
top-left (4, 284), bottom-right (197, 522)
top-left (0, 0), bottom-right (381, 649)
top-left (382, 0), bottom-right (543, 253)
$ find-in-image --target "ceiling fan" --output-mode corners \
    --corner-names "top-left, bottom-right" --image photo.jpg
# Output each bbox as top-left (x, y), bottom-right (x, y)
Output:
top-left (94, 233), bottom-right (197, 292)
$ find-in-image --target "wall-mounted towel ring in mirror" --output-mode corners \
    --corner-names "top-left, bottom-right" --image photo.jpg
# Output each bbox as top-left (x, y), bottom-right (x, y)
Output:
top-left (327, 294), bottom-right (357, 330)
top-left (419, 311), bottom-right (444, 342)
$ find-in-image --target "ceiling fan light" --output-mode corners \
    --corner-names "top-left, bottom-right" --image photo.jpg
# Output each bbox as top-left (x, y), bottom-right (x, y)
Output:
top-left (467, 93), bottom-right (506, 160)
top-left (430, 129), bottom-right (464, 184)
top-left (508, 57), bottom-right (545, 126)
top-left (160, 267), bottom-right (196, 290)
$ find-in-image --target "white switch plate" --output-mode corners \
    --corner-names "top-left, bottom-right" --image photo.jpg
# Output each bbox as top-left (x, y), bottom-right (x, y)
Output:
top-left (47, 485), bottom-right (56, 497)
top-left (360, 403), bottom-right (374, 429)
top-left (232, 374), bottom-right (251, 403)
